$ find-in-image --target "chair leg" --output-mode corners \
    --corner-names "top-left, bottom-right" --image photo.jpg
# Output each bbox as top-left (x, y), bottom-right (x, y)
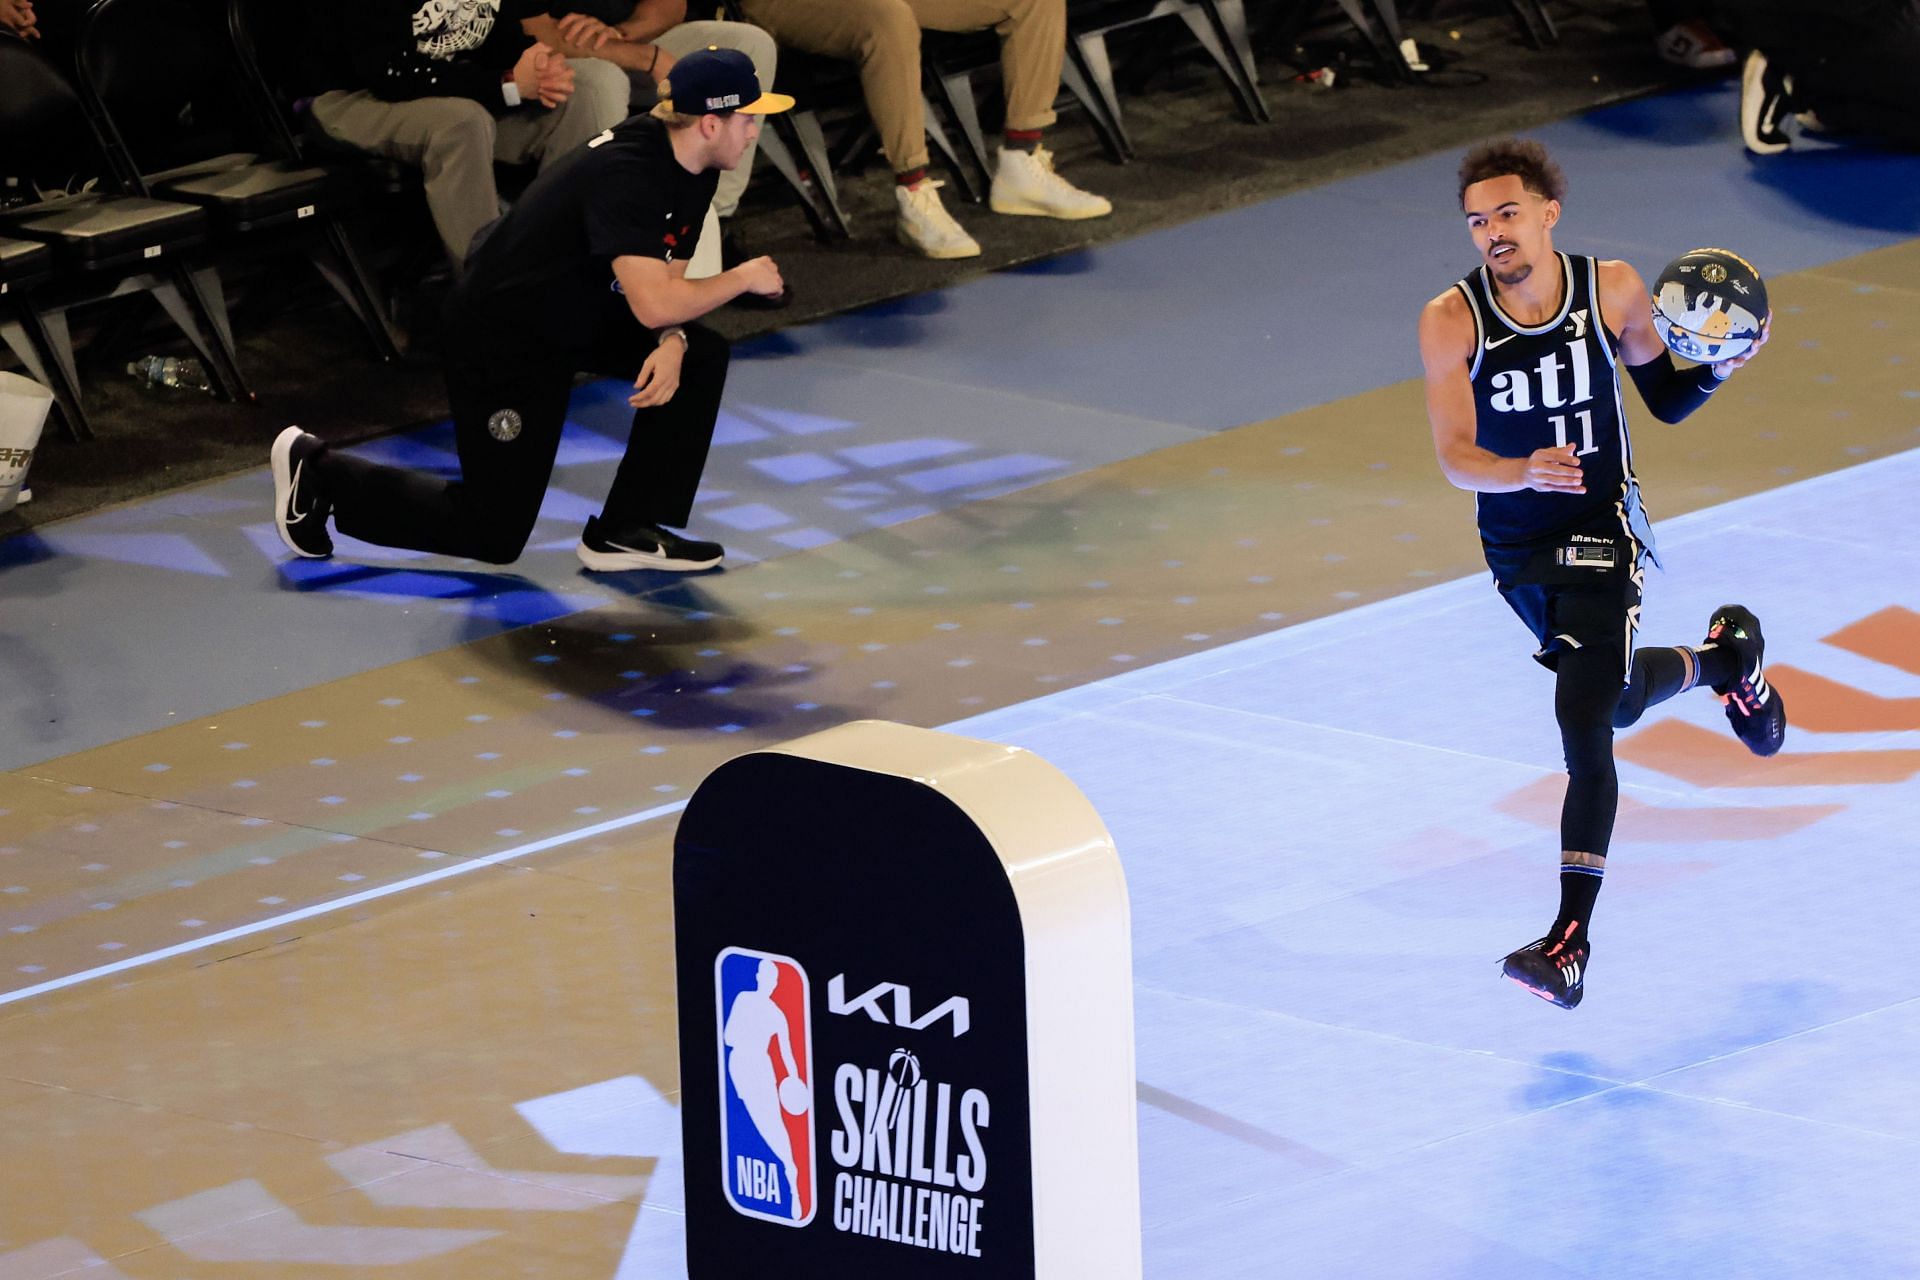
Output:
top-left (1177, 4), bottom-right (1269, 124)
top-left (933, 66), bottom-right (993, 194)
top-left (758, 109), bottom-right (851, 241)
top-left (1208, 0), bottom-right (1274, 119)
top-left (924, 101), bottom-right (983, 203)
top-left (2, 302), bottom-right (93, 443)
top-left (1062, 42), bottom-right (1130, 163)
top-left (1506, 0), bottom-right (1557, 46)
top-left (313, 216), bottom-right (401, 362)
top-left (1070, 31), bottom-right (1134, 160)
top-left (150, 263), bottom-right (252, 402)
top-left (1329, 0), bottom-right (1416, 79)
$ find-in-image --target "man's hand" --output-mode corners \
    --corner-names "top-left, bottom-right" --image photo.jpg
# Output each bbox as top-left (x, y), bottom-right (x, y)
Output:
top-left (1523, 442), bottom-right (1584, 494)
top-left (729, 255), bottom-right (784, 301)
top-left (630, 337), bottom-right (684, 408)
top-left (1, 0), bottom-right (40, 39)
top-left (1711, 312), bottom-right (1771, 379)
top-left (514, 43), bottom-right (575, 108)
top-left (554, 11), bottom-right (619, 48)
top-left (648, 45), bottom-right (676, 83)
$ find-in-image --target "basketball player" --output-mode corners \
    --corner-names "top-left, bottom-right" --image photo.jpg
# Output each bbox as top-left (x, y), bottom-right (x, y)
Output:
top-left (1419, 138), bottom-right (1784, 1009)
top-left (723, 958), bottom-right (805, 1218)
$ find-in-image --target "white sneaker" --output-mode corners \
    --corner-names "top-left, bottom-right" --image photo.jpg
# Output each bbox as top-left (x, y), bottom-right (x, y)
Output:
top-left (895, 180), bottom-right (981, 260)
top-left (989, 146), bottom-right (1112, 220)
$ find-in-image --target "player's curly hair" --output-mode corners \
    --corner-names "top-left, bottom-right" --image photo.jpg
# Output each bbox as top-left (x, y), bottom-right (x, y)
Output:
top-left (1457, 138), bottom-right (1567, 207)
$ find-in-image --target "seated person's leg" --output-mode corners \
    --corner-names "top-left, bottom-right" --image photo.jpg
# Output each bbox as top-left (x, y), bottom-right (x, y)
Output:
top-left (743, 0), bottom-right (980, 258)
top-left (907, 0), bottom-right (1109, 219)
top-left (309, 90), bottom-right (503, 265)
top-left (494, 56), bottom-right (632, 172)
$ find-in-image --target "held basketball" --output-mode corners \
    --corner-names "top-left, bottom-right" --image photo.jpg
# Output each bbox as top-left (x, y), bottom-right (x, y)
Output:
top-left (778, 1075), bottom-right (809, 1116)
top-left (1651, 248), bottom-right (1768, 363)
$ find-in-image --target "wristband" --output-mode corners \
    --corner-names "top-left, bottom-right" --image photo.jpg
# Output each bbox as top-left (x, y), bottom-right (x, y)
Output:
top-left (500, 72), bottom-right (521, 108)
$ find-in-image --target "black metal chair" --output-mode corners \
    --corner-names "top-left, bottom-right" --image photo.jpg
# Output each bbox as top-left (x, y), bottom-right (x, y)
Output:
top-left (0, 234), bottom-right (92, 442)
top-left (1065, 0), bottom-right (1273, 162)
top-left (77, 0), bottom-right (400, 364)
top-left (0, 29), bottom-right (242, 417)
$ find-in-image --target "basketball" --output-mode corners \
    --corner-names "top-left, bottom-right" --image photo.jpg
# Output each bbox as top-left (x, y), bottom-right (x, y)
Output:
top-left (779, 1075), bottom-right (809, 1116)
top-left (1651, 247), bottom-right (1768, 364)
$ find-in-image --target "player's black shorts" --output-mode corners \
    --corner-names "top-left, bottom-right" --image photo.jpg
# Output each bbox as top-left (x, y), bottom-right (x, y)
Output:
top-left (1483, 508), bottom-right (1644, 686)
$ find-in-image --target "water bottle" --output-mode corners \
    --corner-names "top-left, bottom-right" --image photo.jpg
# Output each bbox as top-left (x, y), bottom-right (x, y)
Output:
top-left (127, 354), bottom-right (212, 393)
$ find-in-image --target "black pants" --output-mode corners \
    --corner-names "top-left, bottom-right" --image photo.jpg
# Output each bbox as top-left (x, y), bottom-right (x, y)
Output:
top-left (321, 314), bottom-right (728, 565)
top-left (1711, 0), bottom-right (1920, 147)
top-left (1489, 517), bottom-right (1646, 858)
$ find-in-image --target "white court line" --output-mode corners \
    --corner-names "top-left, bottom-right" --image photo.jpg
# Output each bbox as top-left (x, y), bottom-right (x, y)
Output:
top-left (8, 447), bottom-right (1915, 1011)
top-left (0, 800), bottom-right (690, 1008)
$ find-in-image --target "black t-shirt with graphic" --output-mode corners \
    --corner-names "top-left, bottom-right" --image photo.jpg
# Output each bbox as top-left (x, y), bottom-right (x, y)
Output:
top-left (447, 115), bottom-right (718, 365)
top-left (321, 0), bottom-right (559, 107)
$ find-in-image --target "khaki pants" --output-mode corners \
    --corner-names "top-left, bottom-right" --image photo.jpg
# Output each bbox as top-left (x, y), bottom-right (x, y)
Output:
top-left (739, 0), bottom-right (1064, 174)
top-left (311, 58), bottom-right (630, 267)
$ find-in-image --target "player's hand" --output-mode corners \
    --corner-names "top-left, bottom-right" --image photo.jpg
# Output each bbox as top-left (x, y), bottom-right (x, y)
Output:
top-left (554, 11), bottom-right (618, 49)
top-left (1522, 442), bottom-right (1584, 494)
top-left (730, 255), bottom-right (784, 300)
top-left (1711, 311), bottom-right (1770, 379)
top-left (630, 338), bottom-right (683, 408)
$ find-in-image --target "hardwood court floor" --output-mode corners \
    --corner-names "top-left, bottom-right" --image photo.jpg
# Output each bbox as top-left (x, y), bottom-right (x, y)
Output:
top-left (4, 88), bottom-right (1919, 1277)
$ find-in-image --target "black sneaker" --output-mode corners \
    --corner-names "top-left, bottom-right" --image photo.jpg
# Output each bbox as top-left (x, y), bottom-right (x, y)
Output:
top-left (1740, 49), bottom-right (1793, 155)
top-left (270, 426), bottom-right (333, 558)
top-left (1501, 926), bottom-right (1589, 1010)
top-left (1706, 604), bottom-right (1788, 757)
top-left (576, 515), bottom-right (723, 572)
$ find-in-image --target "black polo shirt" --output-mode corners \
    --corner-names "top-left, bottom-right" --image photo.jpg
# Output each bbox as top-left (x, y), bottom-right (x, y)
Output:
top-left (448, 115), bottom-right (719, 366)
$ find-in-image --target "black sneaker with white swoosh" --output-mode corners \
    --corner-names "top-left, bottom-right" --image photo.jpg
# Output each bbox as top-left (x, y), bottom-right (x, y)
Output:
top-left (1740, 49), bottom-right (1793, 155)
top-left (575, 515), bottom-right (723, 572)
top-left (270, 426), bottom-right (333, 558)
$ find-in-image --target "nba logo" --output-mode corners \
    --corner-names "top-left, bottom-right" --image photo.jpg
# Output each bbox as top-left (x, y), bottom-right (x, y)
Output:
top-left (715, 946), bottom-right (816, 1227)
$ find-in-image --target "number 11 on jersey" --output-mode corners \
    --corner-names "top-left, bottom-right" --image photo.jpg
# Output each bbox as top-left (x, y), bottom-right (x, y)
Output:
top-left (1552, 409), bottom-right (1597, 456)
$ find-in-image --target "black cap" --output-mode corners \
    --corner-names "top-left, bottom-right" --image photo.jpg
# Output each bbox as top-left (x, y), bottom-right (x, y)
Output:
top-left (660, 47), bottom-right (794, 116)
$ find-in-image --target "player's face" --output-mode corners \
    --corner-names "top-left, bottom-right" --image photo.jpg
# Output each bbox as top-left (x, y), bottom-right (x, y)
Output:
top-left (707, 112), bottom-right (762, 171)
top-left (1462, 174), bottom-right (1560, 287)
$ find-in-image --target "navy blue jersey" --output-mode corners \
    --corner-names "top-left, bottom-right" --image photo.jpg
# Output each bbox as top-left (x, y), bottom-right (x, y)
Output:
top-left (1458, 253), bottom-right (1648, 551)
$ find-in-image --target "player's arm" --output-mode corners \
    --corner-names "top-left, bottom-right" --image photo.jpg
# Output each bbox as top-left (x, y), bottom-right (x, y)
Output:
top-left (1420, 291), bottom-right (1583, 495)
top-left (1599, 258), bottom-right (1770, 424)
top-left (611, 253), bottom-right (783, 328)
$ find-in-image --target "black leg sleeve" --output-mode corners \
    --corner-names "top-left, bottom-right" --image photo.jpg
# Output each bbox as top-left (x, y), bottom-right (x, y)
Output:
top-left (1556, 644), bottom-right (1626, 858)
top-left (1614, 645), bottom-right (1692, 729)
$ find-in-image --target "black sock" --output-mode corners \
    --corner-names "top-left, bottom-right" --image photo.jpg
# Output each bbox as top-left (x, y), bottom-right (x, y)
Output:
top-left (1552, 861), bottom-right (1603, 946)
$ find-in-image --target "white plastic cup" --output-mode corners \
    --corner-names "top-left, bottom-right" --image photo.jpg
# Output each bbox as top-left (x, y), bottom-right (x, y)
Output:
top-left (0, 372), bottom-right (54, 515)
